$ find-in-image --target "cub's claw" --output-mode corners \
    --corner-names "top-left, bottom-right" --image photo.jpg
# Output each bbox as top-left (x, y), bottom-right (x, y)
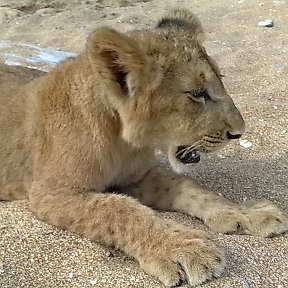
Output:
top-left (138, 223), bottom-right (226, 287)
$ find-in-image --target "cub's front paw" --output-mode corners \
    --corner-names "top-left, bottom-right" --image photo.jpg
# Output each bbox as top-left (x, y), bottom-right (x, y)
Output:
top-left (205, 200), bottom-right (288, 237)
top-left (241, 200), bottom-right (288, 237)
top-left (138, 223), bottom-right (225, 287)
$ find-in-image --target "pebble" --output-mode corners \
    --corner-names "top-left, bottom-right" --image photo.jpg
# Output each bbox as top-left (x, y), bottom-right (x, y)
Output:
top-left (240, 140), bottom-right (253, 149)
top-left (218, 154), bottom-right (226, 159)
top-left (273, 0), bottom-right (286, 6)
top-left (68, 272), bottom-right (73, 278)
top-left (89, 279), bottom-right (97, 286)
top-left (258, 20), bottom-right (273, 27)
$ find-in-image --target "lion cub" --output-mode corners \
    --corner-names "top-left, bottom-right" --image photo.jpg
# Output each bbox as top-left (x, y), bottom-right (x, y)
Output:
top-left (0, 8), bottom-right (287, 287)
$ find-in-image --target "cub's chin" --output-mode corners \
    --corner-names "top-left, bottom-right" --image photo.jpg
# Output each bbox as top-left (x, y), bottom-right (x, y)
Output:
top-left (167, 146), bottom-right (202, 174)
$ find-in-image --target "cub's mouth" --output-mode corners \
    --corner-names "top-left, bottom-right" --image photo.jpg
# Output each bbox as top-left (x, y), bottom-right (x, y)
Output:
top-left (176, 145), bottom-right (201, 164)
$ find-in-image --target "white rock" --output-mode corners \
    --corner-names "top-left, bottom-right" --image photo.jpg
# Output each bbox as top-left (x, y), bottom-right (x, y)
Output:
top-left (89, 279), bottom-right (97, 286)
top-left (240, 140), bottom-right (253, 149)
top-left (68, 272), bottom-right (73, 278)
top-left (130, 275), bottom-right (136, 281)
top-left (258, 20), bottom-right (273, 27)
top-left (273, 0), bottom-right (286, 6)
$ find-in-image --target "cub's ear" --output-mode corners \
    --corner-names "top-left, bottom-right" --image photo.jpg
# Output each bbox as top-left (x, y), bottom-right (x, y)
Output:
top-left (87, 28), bottom-right (145, 98)
top-left (157, 8), bottom-right (204, 43)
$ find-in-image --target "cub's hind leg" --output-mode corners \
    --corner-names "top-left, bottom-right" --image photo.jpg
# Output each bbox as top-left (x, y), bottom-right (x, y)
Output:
top-left (126, 166), bottom-right (288, 237)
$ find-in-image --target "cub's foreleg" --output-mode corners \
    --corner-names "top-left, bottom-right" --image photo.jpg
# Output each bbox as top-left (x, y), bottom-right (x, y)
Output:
top-left (126, 167), bottom-right (288, 237)
top-left (29, 180), bottom-right (225, 287)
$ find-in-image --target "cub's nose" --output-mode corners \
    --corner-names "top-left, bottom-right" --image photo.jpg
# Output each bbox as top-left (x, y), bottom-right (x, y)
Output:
top-left (226, 131), bottom-right (242, 139)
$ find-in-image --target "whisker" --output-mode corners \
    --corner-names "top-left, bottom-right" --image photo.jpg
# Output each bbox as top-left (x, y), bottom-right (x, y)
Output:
top-left (178, 140), bottom-right (204, 158)
top-left (185, 141), bottom-right (203, 153)
top-left (182, 145), bottom-right (203, 158)
top-left (176, 147), bottom-right (188, 157)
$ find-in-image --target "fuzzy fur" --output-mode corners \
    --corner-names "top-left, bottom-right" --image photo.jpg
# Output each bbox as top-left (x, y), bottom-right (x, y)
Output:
top-left (0, 9), bottom-right (287, 287)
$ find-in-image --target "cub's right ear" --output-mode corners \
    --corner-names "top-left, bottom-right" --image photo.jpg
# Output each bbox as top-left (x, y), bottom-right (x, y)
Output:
top-left (87, 28), bottom-right (145, 70)
top-left (87, 28), bottom-right (146, 101)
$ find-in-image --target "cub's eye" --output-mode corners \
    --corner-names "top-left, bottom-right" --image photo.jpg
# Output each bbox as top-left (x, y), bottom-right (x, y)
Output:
top-left (184, 89), bottom-right (210, 102)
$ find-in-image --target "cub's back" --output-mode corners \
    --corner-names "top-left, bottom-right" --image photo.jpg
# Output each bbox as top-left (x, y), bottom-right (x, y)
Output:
top-left (0, 64), bottom-right (45, 200)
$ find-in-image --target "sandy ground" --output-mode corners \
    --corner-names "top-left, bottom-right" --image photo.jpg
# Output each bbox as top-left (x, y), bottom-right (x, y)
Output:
top-left (0, 0), bottom-right (288, 287)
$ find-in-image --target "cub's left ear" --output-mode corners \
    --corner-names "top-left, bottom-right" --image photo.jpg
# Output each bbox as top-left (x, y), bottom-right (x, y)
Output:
top-left (157, 8), bottom-right (205, 43)
top-left (87, 28), bottom-right (145, 99)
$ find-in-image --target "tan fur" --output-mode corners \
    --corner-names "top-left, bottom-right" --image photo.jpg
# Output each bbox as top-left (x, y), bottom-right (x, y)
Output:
top-left (0, 9), bottom-right (287, 287)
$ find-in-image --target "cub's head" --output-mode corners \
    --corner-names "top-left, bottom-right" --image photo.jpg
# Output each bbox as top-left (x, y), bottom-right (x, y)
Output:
top-left (87, 8), bottom-right (245, 172)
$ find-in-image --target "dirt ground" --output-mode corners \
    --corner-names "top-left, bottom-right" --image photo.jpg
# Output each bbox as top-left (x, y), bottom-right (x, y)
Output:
top-left (0, 0), bottom-right (287, 287)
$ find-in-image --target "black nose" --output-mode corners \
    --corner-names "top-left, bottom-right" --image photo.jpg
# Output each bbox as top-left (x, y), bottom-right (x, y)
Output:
top-left (227, 131), bottom-right (242, 139)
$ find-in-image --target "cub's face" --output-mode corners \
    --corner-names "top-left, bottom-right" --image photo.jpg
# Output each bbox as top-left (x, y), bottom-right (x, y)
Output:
top-left (89, 28), bottom-right (245, 170)
top-left (149, 49), bottom-right (245, 170)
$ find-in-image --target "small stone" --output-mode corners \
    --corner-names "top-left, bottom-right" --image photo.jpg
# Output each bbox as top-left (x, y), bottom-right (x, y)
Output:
top-left (240, 140), bottom-right (253, 149)
top-left (68, 272), bottom-right (73, 278)
top-left (105, 250), bottom-right (112, 257)
top-left (258, 20), bottom-right (273, 27)
top-left (41, 230), bottom-right (53, 235)
top-left (0, 269), bottom-right (5, 274)
top-left (89, 279), bottom-right (97, 285)
top-left (240, 278), bottom-right (251, 288)
top-left (273, 0), bottom-right (286, 6)
top-left (130, 275), bottom-right (136, 281)
top-left (273, 106), bottom-right (278, 109)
